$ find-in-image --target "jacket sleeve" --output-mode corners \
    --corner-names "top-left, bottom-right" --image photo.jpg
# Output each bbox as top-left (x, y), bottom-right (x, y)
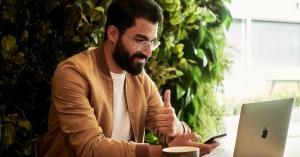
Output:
top-left (142, 72), bottom-right (191, 144)
top-left (52, 64), bottom-right (149, 157)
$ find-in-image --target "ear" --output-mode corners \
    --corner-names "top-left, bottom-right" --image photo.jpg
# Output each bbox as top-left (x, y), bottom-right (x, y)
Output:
top-left (106, 25), bottom-right (120, 42)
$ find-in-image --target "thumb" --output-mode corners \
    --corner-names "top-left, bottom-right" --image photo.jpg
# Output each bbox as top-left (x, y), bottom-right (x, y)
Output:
top-left (184, 132), bottom-right (201, 142)
top-left (163, 89), bottom-right (171, 107)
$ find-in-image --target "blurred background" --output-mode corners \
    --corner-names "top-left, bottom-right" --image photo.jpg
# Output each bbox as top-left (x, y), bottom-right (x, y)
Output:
top-left (222, 0), bottom-right (300, 115)
top-left (219, 0), bottom-right (300, 156)
top-left (0, 0), bottom-right (299, 156)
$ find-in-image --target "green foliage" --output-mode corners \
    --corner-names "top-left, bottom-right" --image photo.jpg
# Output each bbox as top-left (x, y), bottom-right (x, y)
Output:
top-left (0, 0), bottom-right (110, 156)
top-left (270, 82), bottom-right (300, 106)
top-left (0, 108), bottom-right (34, 156)
top-left (146, 0), bottom-right (232, 139)
top-left (0, 0), bottom-right (231, 155)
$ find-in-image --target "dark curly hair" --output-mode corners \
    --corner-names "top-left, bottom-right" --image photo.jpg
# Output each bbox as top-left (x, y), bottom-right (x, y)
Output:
top-left (104, 0), bottom-right (163, 40)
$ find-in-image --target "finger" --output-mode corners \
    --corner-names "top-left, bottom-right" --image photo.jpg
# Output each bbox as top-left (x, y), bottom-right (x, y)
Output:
top-left (163, 89), bottom-right (171, 107)
top-left (189, 132), bottom-right (201, 142)
top-left (209, 141), bottom-right (220, 148)
top-left (147, 107), bottom-right (174, 115)
top-left (147, 114), bottom-right (169, 120)
top-left (183, 132), bottom-right (200, 141)
top-left (157, 126), bottom-right (169, 134)
top-left (197, 143), bottom-right (218, 156)
top-left (192, 133), bottom-right (201, 142)
top-left (146, 114), bottom-right (174, 122)
top-left (152, 120), bottom-right (173, 127)
top-left (158, 126), bottom-right (176, 136)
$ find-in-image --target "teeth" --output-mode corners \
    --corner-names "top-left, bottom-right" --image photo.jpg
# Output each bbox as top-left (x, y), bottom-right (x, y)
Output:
top-left (135, 58), bottom-right (145, 63)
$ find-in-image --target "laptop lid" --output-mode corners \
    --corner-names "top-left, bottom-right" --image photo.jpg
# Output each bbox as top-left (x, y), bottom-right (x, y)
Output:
top-left (233, 98), bottom-right (294, 157)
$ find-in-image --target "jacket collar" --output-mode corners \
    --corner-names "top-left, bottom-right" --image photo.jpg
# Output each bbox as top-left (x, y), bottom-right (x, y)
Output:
top-left (94, 44), bottom-right (111, 77)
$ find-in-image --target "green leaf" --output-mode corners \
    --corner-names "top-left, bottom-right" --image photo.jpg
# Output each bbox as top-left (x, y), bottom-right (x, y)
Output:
top-left (144, 132), bottom-right (159, 144)
top-left (196, 49), bottom-right (205, 59)
top-left (91, 33), bottom-right (98, 43)
top-left (1, 35), bottom-right (17, 59)
top-left (81, 13), bottom-right (89, 24)
top-left (175, 69), bottom-right (184, 76)
top-left (191, 66), bottom-right (202, 84)
top-left (179, 58), bottom-right (187, 68)
top-left (72, 35), bottom-right (81, 42)
top-left (198, 27), bottom-right (207, 47)
top-left (18, 120), bottom-right (32, 130)
top-left (196, 49), bottom-right (208, 67)
top-left (85, 0), bottom-right (94, 8)
top-left (3, 123), bottom-right (16, 147)
top-left (203, 10), bottom-right (217, 23)
top-left (184, 88), bottom-right (192, 108)
top-left (22, 140), bottom-right (33, 155)
top-left (170, 13), bottom-right (185, 25)
top-left (222, 14), bottom-right (233, 30)
top-left (165, 0), bottom-right (174, 4)
top-left (175, 43), bottom-right (184, 54)
top-left (186, 14), bottom-right (197, 24)
top-left (176, 84), bottom-right (186, 100)
top-left (94, 6), bottom-right (105, 13)
top-left (177, 29), bottom-right (187, 41)
top-left (75, 0), bottom-right (83, 8)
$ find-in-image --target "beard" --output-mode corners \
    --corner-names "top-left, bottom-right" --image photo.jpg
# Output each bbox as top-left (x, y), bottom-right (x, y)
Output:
top-left (113, 39), bottom-right (149, 75)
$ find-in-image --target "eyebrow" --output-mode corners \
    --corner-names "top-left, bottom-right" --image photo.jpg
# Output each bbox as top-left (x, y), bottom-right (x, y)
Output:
top-left (135, 34), bottom-right (157, 42)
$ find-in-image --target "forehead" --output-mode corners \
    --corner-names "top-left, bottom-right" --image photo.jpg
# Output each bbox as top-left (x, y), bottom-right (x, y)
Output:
top-left (125, 18), bottom-right (159, 39)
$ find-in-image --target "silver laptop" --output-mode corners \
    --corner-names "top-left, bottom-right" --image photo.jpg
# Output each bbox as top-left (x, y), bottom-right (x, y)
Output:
top-left (233, 98), bottom-right (294, 157)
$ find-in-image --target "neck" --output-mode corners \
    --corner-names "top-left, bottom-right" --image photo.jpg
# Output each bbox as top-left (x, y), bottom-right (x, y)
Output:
top-left (103, 40), bottom-right (125, 74)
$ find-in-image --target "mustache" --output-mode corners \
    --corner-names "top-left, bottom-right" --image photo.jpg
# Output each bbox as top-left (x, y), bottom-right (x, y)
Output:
top-left (130, 51), bottom-right (149, 60)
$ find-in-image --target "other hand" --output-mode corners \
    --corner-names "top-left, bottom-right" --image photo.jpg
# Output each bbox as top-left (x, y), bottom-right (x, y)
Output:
top-left (168, 132), bottom-right (220, 156)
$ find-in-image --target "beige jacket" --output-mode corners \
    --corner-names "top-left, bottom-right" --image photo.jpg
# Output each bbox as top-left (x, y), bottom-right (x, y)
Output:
top-left (39, 46), bottom-right (191, 157)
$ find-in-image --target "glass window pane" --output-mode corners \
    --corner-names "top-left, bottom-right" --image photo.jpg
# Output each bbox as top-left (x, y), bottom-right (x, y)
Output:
top-left (251, 20), bottom-right (300, 68)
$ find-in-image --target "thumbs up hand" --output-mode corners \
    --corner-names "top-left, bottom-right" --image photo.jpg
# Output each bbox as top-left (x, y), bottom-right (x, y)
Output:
top-left (163, 89), bottom-right (171, 107)
top-left (148, 89), bottom-right (183, 137)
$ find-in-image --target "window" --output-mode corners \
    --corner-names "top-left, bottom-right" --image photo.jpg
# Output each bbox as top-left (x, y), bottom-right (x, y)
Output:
top-left (251, 20), bottom-right (300, 69)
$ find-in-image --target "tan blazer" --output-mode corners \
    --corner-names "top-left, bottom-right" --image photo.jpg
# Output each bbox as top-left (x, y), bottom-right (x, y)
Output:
top-left (39, 46), bottom-right (191, 157)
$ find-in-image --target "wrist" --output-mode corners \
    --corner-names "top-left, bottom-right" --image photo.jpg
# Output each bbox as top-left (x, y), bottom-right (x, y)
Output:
top-left (175, 120), bottom-right (184, 136)
top-left (149, 145), bottom-right (163, 157)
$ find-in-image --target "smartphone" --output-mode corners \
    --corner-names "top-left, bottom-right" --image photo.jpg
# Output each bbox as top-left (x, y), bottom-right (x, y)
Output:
top-left (204, 133), bottom-right (227, 144)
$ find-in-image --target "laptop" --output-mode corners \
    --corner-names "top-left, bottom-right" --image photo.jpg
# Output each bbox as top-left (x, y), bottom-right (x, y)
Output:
top-left (233, 98), bottom-right (294, 157)
top-left (207, 98), bottom-right (294, 157)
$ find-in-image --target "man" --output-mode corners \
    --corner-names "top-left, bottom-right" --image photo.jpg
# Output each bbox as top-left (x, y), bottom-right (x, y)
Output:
top-left (39, 0), bottom-right (219, 157)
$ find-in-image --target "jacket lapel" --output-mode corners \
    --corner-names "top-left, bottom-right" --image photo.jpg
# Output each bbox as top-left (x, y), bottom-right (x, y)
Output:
top-left (125, 75), bottom-right (148, 142)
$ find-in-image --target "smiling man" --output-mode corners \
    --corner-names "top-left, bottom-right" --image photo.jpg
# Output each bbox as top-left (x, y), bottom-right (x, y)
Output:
top-left (39, 0), bottom-right (219, 157)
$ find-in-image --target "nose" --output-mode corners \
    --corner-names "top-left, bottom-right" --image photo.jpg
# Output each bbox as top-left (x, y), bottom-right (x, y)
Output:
top-left (142, 46), bottom-right (152, 58)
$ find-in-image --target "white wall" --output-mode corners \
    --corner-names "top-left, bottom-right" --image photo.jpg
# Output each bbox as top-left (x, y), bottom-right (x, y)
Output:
top-left (229, 0), bottom-right (300, 22)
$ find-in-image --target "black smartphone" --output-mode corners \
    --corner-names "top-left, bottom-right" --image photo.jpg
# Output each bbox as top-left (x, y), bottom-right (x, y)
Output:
top-left (204, 133), bottom-right (227, 144)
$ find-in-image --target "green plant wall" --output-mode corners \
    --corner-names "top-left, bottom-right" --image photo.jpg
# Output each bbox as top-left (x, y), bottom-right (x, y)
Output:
top-left (145, 0), bottom-right (232, 142)
top-left (0, 0), bottom-right (231, 156)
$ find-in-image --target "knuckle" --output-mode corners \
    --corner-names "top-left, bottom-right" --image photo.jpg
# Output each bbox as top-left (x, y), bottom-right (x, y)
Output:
top-left (169, 116), bottom-right (175, 121)
top-left (169, 127), bottom-right (174, 132)
top-left (168, 107), bottom-right (175, 113)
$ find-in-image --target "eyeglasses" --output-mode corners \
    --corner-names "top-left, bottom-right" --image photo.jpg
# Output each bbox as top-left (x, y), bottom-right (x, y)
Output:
top-left (123, 33), bottom-right (160, 51)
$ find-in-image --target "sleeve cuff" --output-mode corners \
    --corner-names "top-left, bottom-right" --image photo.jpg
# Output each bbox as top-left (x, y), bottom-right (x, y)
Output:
top-left (135, 143), bottom-right (150, 157)
top-left (180, 121), bottom-right (191, 134)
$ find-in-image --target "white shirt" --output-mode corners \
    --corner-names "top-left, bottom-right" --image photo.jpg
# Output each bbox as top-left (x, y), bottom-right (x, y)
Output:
top-left (110, 71), bottom-right (132, 141)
